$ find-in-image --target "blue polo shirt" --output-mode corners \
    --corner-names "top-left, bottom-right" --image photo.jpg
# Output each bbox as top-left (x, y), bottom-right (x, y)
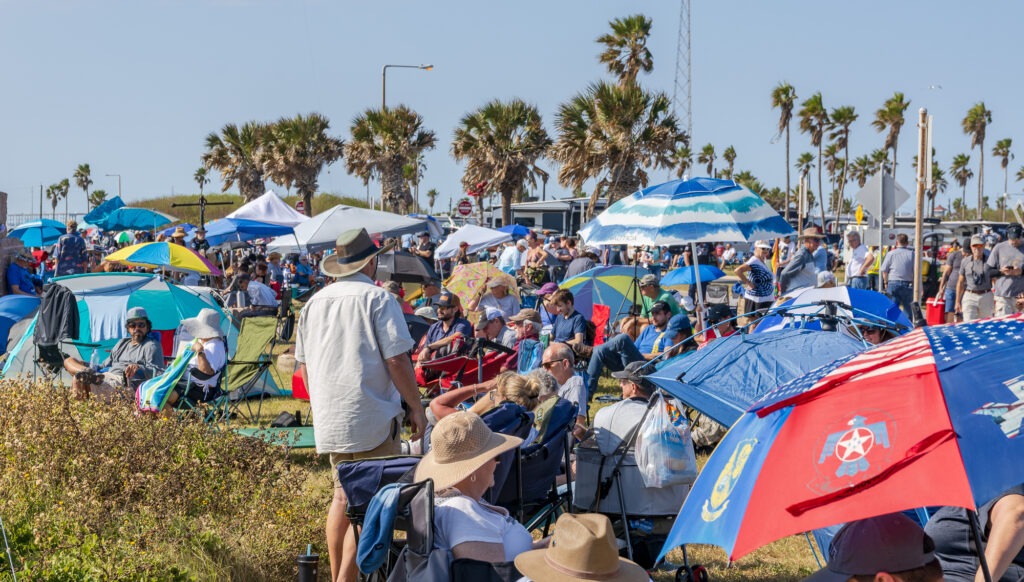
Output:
top-left (424, 318), bottom-right (473, 353)
top-left (551, 310), bottom-right (587, 343)
top-left (6, 262), bottom-right (36, 295)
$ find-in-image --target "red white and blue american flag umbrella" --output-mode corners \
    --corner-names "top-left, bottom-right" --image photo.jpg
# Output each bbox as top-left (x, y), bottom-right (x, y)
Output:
top-left (659, 313), bottom-right (1024, 562)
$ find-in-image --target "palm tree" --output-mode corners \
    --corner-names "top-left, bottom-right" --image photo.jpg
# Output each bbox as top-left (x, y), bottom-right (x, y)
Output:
top-left (46, 179), bottom-right (70, 220)
top-left (771, 82), bottom-right (797, 221)
top-left (795, 152), bottom-right (815, 184)
top-left (344, 105), bottom-right (437, 214)
top-left (823, 143), bottom-right (840, 198)
top-left (551, 81), bottom-right (685, 220)
top-left (202, 121), bottom-right (269, 201)
top-left (798, 92), bottom-right (829, 230)
top-left (850, 155), bottom-right (872, 188)
top-left (403, 153), bottom-right (428, 212)
top-left (426, 188), bottom-right (439, 214)
top-left (697, 144), bottom-right (716, 177)
top-left (721, 146), bottom-right (736, 179)
top-left (761, 186), bottom-right (786, 213)
top-left (596, 14), bottom-right (653, 86)
top-left (870, 148), bottom-right (892, 176)
top-left (673, 145), bottom-right (693, 179)
top-left (871, 92), bottom-right (910, 179)
top-left (88, 189), bottom-right (108, 209)
top-left (993, 138), bottom-right (1013, 221)
top-left (929, 163), bottom-right (947, 217)
top-left (451, 99), bottom-right (552, 226)
top-left (194, 167), bottom-right (210, 198)
top-left (828, 105), bottom-right (857, 223)
top-left (73, 163), bottom-right (93, 212)
top-left (962, 102), bottom-right (992, 220)
top-left (264, 113), bottom-right (345, 216)
top-left (950, 153), bottom-right (974, 220)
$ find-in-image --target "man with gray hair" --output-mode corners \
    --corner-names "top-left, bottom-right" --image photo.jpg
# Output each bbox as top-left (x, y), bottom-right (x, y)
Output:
top-left (987, 223), bottom-right (1024, 316)
top-left (880, 233), bottom-right (915, 318)
top-left (541, 343), bottom-right (588, 438)
top-left (502, 308), bottom-right (543, 373)
top-left (497, 239), bottom-right (527, 276)
top-left (844, 230), bottom-right (873, 290)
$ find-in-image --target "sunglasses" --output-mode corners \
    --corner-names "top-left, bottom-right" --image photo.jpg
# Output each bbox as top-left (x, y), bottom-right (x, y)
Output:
top-left (541, 358), bottom-right (567, 370)
top-left (127, 321), bottom-right (148, 329)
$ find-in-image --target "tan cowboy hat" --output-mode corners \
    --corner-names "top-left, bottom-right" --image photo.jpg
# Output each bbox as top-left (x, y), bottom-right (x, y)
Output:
top-left (171, 226), bottom-right (187, 239)
top-left (798, 227), bottom-right (825, 240)
top-left (515, 513), bottom-right (647, 582)
top-left (413, 411), bottom-right (522, 490)
top-left (320, 228), bottom-right (394, 278)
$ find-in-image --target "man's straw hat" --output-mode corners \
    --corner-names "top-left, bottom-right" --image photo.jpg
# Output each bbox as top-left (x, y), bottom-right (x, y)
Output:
top-left (413, 411), bottom-right (522, 490)
top-left (320, 228), bottom-right (393, 278)
top-left (514, 513), bottom-right (647, 582)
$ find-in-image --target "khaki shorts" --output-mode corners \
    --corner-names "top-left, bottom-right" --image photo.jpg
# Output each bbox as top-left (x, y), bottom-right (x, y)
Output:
top-left (330, 416), bottom-right (403, 489)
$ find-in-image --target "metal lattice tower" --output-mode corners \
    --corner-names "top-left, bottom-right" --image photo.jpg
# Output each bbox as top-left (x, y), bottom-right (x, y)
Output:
top-left (672, 0), bottom-right (692, 143)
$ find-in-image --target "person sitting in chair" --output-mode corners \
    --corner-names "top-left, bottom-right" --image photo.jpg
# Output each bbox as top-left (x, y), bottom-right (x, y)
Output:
top-left (228, 272), bottom-right (278, 318)
top-left (474, 307), bottom-right (517, 350)
top-left (64, 306), bottom-right (165, 400)
top-left (165, 308), bottom-right (228, 409)
top-left (414, 411), bottom-right (548, 564)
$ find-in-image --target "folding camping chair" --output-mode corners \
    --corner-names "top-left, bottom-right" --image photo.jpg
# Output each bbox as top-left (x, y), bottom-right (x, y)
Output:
top-left (479, 402), bottom-right (534, 516)
top-left (497, 400), bottom-right (577, 535)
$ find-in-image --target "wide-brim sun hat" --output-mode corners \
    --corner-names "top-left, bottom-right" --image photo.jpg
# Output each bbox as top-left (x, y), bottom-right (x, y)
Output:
top-left (798, 227), bottom-right (826, 240)
top-left (321, 228), bottom-right (394, 278)
top-left (181, 308), bottom-right (223, 339)
top-left (414, 411), bottom-right (522, 490)
top-left (515, 513), bottom-right (647, 582)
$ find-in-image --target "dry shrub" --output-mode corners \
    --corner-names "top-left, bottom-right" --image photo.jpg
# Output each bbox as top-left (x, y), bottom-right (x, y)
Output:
top-left (0, 378), bottom-right (324, 580)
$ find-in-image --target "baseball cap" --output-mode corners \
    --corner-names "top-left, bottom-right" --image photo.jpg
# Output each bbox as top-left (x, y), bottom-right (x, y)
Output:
top-left (435, 292), bottom-right (458, 308)
top-left (970, 234), bottom-right (985, 246)
top-left (414, 305), bottom-right (438, 321)
top-left (1008, 224), bottom-right (1023, 240)
top-left (639, 274), bottom-right (660, 287)
top-left (666, 313), bottom-right (692, 337)
top-left (537, 282), bottom-right (559, 297)
top-left (418, 231), bottom-right (430, 237)
top-left (424, 278), bottom-right (441, 288)
top-left (474, 307), bottom-right (503, 330)
top-left (610, 360), bottom-right (648, 383)
top-left (509, 308), bottom-right (541, 324)
top-left (126, 307), bottom-right (149, 322)
top-left (754, 240), bottom-right (772, 250)
top-left (486, 279), bottom-right (507, 289)
top-left (804, 513), bottom-right (936, 582)
top-left (705, 303), bottom-right (733, 324)
top-left (817, 271), bottom-right (837, 286)
top-left (516, 239), bottom-right (528, 249)
top-left (16, 250), bottom-right (33, 262)
top-left (678, 295), bottom-right (695, 312)
top-left (650, 300), bottom-right (672, 314)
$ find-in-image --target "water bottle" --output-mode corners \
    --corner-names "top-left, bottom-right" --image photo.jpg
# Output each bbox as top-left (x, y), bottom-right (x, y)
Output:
top-left (89, 348), bottom-right (100, 371)
top-left (297, 545), bottom-right (318, 582)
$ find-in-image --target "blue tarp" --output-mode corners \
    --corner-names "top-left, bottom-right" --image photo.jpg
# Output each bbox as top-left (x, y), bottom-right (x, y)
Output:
top-left (96, 207), bottom-right (175, 231)
top-left (498, 224), bottom-right (531, 237)
top-left (647, 329), bottom-right (866, 427)
top-left (0, 295), bottom-right (40, 352)
top-left (193, 218), bottom-right (293, 246)
top-left (83, 196), bottom-right (125, 225)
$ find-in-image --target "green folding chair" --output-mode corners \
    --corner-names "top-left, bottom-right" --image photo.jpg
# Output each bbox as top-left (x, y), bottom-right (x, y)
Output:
top-left (209, 316), bottom-right (281, 427)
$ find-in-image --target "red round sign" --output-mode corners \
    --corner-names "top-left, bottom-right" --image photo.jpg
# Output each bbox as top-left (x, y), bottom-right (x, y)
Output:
top-left (457, 200), bottom-right (473, 216)
top-left (295, 200), bottom-right (305, 213)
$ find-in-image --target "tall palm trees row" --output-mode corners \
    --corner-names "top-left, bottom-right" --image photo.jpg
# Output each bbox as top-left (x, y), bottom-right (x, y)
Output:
top-left (42, 164), bottom-right (110, 220)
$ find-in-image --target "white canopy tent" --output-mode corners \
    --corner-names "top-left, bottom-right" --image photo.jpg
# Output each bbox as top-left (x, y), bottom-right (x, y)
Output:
top-left (266, 204), bottom-right (431, 254)
top-left (435, 224), bottom-right (511, 259)
top-left (225, 191), bottom-right (309, 227)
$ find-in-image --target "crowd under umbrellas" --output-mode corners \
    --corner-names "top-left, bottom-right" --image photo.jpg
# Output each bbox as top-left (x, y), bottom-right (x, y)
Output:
top-left (3, 177), bottom-right (1024, 582)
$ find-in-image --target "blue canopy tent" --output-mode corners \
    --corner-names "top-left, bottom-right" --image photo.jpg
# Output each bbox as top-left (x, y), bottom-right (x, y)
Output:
top-left (192, 218), bottom-right (294, 246)
top-left (646, 328), bottom-right (867, 427)
top-left (8, 219), bottom-right (66, 247)
top-left (160, 223), bottom-right (196, 237)
top-left (95, 207), bottom-right (175, 231)
top-left (497, 224), bottom-right (532, 238)
top-left (753, 286), bottom-right (912, 335)
top-left (660, 264), bottom-right (726, 286)
top-left (83, 196), bottom-right (125, 225)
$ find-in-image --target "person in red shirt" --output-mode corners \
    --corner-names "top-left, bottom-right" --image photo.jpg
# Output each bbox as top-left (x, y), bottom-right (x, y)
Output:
top-left (696, 303), bottom-right (737, 348)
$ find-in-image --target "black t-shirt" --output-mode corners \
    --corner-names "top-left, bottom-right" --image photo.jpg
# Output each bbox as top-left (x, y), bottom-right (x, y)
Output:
top-left (417, 241), bottom-right (436, 262)
top-left (925, 484), bottom-right (1024, 582)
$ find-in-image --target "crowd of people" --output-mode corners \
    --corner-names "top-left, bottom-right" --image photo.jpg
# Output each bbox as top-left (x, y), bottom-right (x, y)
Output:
top-left (9, 216), bottom-right (1024, 582)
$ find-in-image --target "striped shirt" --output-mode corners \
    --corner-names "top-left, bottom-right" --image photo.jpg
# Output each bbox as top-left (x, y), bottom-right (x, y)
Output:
top-left (880, 246), bottom-right (915, 282)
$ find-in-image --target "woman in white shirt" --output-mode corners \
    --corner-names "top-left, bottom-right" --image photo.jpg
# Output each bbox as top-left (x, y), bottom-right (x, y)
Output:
top-left (165, 308), bottom-right (228, 408)
top-left (414, 411), bottom-right (547, 563)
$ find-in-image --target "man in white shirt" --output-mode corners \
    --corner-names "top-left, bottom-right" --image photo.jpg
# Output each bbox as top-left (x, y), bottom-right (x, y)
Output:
top-left (229, 272), bottom-right (279, 318)
top-left (540, 343), bottom-right (588, 439)
top-left (845, 230), bottom-right (874, 290)
top-left (496, 239), bottom-right (526, 276)
top-left (295, 228), bottom-right (427, 582)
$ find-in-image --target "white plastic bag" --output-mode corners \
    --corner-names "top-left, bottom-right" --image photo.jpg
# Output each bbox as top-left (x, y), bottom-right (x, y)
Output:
top-left (634, 394), bottom-right (698, 488)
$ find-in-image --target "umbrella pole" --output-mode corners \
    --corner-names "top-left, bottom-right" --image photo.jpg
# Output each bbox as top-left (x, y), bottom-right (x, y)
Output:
top-left (690, 242), bottom-right (707, 329)
top-left (967, 509), bottom-right (994, 582)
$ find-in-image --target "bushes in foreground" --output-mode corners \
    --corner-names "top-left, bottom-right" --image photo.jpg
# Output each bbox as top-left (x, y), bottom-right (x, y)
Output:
top-left (0, 379), bottom-right (325, 580)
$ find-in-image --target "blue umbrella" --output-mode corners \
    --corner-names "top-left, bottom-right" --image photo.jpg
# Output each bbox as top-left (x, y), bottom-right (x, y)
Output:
top-left (8, 219), bottom-right (66, 247)
top-left (498, 224), bottom-right (532, 238)
top-left (83, 196), bottom-right (125, 224)
top-left (559, 265), bottom-right (651, 320)
top-left (195, 217), bottom-right (294, 246)
top-left (579, 177), bottom-right (795, 246)
top-left (646, 328), bottom-right (866, 427)
top-left (660, 264), bottom-right (726, 286)
top-left (754, 286), bottom-right (912, 335)
top-left (96, 207), bottom-right (176, 231)
top-left (0, 295), bottom-right (40, 353)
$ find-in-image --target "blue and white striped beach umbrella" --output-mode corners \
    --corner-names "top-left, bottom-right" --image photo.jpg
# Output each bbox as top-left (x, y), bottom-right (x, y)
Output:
top-left (578, 177), bottom-right (795, 245)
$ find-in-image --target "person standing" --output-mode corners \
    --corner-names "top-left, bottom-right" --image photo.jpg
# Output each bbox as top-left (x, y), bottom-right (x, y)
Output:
top-left (496, 239), bottom-right (526, 276)
top-left (410, 231), bottom-right (436, 264)
top-left (844, 231), bottom-right (874, 290)
top-left (956, 235), bottom-right (996, 322)
top-left (939, 239), bottom-right (965, 323)
top-left (880, 233), bottom-right (915, 319)
top-left (987, 223), bottom-right (1024, 317)
top-left (734, 241), bottom-right (776, 313)
top-left (295, 228), bottom-right (427, 582)
top-left (779, 228), bottom-right (825, 295)
top-left (189, 227), bottom-right (210, 254)
top-left (53, 220), bottom-right (87, 276)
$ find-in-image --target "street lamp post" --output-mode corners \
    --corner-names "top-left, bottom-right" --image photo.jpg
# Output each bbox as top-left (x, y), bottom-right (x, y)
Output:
top-left (105, 174), bottom-right (121, 198)
top-left (381, 64), bottom-right (433, 109)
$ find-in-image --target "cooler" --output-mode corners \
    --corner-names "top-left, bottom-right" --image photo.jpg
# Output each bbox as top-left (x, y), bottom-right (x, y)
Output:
top-left (926, 297), bottom-right (945, 326)
top-left (573, 445), bottom-right (689, 517)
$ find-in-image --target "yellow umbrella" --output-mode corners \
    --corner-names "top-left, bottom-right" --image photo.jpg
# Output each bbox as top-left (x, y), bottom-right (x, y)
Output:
top-left (444, 262), bottom-right (518, 307)
top-left (104, 242), bottom-right (221, 275)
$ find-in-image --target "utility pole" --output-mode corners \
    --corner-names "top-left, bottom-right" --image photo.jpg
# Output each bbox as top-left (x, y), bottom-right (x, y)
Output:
top-left (672, 0), bottom-right (692, 143)
top-left (913, 108), bottom-right (929, 309)
top-left (39, 185), bottom-right (43, 220)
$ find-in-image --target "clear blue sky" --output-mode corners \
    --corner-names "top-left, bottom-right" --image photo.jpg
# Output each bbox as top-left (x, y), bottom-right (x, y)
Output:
top-left (3, 0), bottom-right (1023, 218)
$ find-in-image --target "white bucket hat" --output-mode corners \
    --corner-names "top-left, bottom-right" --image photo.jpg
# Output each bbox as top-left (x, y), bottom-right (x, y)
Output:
top-left (181, 308), bottom-right (223, 339)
